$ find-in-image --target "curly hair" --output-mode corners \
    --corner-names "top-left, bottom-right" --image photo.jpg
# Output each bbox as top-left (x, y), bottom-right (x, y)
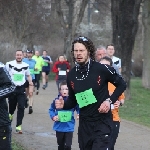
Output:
top-left (71, 36), bottom-right (96, 62)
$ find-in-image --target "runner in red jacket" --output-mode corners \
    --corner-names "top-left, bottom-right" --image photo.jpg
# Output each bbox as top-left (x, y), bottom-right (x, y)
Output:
top-left (52, 55), bottom-right (70, 91)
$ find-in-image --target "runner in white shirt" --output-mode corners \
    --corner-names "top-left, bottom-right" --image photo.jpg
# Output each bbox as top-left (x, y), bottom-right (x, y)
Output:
top-left (96, 45), bottom-right (120, 75)
top-left (112, 56), bottom-right (121, 69)
top-left (6, 50), bottom-right (33, 134)
top-left (106, 44), bottom-right (121, 74)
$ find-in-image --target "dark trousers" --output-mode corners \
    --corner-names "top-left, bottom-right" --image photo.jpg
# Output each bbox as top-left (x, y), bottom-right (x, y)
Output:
top-left (78, 118), bottom-right (112, 150)
top-left (56, 80), bottom-right (61, 92)
top-left (56, 80), bottom-right (66, 92)
top-left (56, 131), bottom-right (73, 150)
top-left (111, 121), bottom-right (120, 150)
top-left (35, 73), bottom-right (41, 90)
top-left (8, 86), bottom-right (26, 127)
top-left (0, 125), bottom-right (12, 150)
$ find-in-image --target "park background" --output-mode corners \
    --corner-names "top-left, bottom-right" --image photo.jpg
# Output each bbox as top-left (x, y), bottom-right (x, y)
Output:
top-left (0, 1), bottom-right (150, 149)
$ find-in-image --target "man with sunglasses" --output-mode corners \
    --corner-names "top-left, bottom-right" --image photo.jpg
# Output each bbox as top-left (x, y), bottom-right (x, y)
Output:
top-left (55, 36), bottom-right (126, 150)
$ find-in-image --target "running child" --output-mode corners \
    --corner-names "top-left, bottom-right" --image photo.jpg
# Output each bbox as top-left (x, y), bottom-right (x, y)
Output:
top-left (49, 81), bottom-right (79, 150)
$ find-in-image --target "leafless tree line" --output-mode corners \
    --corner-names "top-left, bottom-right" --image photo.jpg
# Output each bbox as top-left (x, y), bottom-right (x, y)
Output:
top-left (0, 0), bottom-right (149, 98)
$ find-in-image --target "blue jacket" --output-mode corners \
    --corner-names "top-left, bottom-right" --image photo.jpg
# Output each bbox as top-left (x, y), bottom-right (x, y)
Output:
top-left (49, 95), bottom-right (79, 132)
top-left (23, 58), bottom-right (36, 80)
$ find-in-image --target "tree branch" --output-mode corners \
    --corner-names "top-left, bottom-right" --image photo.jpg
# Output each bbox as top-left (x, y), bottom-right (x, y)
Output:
top-left (132, 0), bottom-right (142, 37)
top-left (95, 0), bottom-right (110, 10)
top-left (74, 0), bottom-right (89, 34)
top-left (55, 0), bottom-right (66, 29)
top-left (64, 0), bottom-right (69, 6)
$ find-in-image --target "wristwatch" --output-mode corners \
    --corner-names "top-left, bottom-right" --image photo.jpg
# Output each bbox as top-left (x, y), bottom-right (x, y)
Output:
top-left (105, 98), bottom-right (112, 104)
top-left (120, 102), bottom-right (123, 106)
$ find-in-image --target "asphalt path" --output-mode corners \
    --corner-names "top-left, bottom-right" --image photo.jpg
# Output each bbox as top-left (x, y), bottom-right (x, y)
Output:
top-left (11, 81), bottom-right (150, 150)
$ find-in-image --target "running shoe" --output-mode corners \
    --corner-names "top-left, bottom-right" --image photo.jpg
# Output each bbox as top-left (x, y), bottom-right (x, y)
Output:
top-left (29, 106), bottom-right (33, 114)
top-left (9, 114), bottom-right (13, 121)
top-left (16, 125), bottom-right (22, 134)
top-left (42, 85), bottom-right (46, 90)
top-left (36, 90), bottom-right (39, 95)
top-left (45, 82), bottom-right (48, 88)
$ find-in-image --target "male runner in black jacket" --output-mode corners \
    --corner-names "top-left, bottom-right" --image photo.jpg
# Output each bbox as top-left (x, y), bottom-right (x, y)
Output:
top-left (0, 62), bottom-right (16, 150)
top-left (55, 36), bottom-right (126, 150)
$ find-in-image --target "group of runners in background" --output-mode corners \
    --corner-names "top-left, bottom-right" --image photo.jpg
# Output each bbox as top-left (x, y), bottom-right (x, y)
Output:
top-left (0, 36), bottom-right (126, 150)
top-left (6, 49), bottom-right (53, 135)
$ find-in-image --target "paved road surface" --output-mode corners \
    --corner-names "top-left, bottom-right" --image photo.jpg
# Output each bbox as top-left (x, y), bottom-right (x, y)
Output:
top-left (11, 81), bottom-right (150, 150)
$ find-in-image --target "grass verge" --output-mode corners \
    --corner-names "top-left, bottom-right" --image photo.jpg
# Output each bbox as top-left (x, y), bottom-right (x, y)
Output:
top-left (12, 139), bottom-right (26, 150)
top-left (120, 77), bottom-right (150, 127)
top-left (49, 72), bottom-right (55, 80)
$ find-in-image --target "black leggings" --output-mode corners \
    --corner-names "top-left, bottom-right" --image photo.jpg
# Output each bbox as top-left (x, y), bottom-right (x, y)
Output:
top-left (8, 86), bottom-right (26, 127)
top-left (56, 131), bottom-right (73, 150)
top-left (111, 121), bottom-right (120, 150)
top-left (0, 125), bottom-right (12, 150)
top-left (35, 72), bottom-right (41, 90)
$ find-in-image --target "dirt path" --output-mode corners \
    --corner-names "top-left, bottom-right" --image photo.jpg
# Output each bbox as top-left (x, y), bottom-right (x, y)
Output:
top-left (11, 81), bottom-right (150, 150)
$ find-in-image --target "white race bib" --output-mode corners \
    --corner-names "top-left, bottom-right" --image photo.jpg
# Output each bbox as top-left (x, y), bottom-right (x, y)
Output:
top-left (59, 71), bottom-right (66, 75)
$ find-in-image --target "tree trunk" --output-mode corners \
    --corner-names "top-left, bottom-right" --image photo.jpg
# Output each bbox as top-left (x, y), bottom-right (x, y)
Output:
top-left (55, 0), bottom-right (89, 67)
top-left (63, 0), bottom-right (74, 56)
top-left (142, 0), bottom-right (150, 88)
top-left (111, 0), bottom-right (142, 99)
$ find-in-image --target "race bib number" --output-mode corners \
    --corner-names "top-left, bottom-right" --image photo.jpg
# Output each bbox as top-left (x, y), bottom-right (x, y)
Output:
top-left (75, 88), bottom-right (97, 108)
top-left (43, 61), bottom-right (48, 66)
top-left (30, 69), bottom-right (34, 75)
top-left (58, 111), bottom-right (72, 122)
top-left (59, 71), bottom-right (66, 75)
top-left (13, 74), bottom-right (24, 81)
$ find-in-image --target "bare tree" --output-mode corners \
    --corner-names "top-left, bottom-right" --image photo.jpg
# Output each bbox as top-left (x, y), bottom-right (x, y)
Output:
top-left (142, 0), bottom-right (150, 88)
top-left (0, 0), bottom-right (54, 47)
top-left (111, 0), bottom-right (142, 99)
top-left (55, 0), bottom-right (89, 63)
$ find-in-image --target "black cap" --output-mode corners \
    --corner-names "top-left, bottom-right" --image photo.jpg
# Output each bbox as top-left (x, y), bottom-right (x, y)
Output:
top-left (26, 49), bottom-right (33, 53)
